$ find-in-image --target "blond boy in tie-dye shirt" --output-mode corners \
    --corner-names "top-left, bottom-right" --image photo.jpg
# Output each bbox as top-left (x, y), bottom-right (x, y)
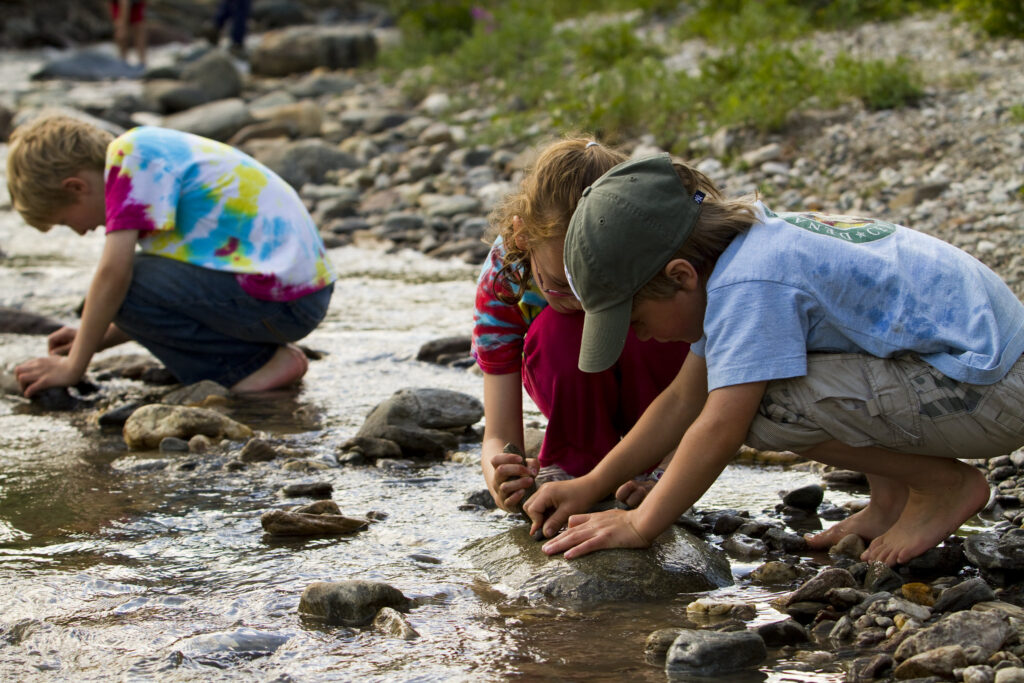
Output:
top-left (8, 116), bottom-right (336, 396)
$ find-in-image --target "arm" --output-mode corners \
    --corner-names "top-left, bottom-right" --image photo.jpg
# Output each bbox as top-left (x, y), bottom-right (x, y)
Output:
top-left (48, 322), bottom-right (132, 356)
top-left (480, 371), bottom-right (537, 511)
top-left (541, 379), bottom-right (767, 559)
top-left (525, 352), bottom-right (710, 537)
top-left (16, 231), bottom-right (137, 396)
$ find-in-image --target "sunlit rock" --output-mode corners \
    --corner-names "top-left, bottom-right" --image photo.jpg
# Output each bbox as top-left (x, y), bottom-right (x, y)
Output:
top-left (461, 525), bottom-right (730, 605)
top-left (123, 404), bottom-right (252, 450)
top-left (298, 580), bottom-right (409, 626)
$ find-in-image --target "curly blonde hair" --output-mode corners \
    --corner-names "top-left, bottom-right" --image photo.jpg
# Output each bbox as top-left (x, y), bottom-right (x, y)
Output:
top-left (488, 135), bottom-right (626, 304)
top-left (6, 113), bottom-right (112, 230)
top-left (634, 162), bottom-right (760, 302)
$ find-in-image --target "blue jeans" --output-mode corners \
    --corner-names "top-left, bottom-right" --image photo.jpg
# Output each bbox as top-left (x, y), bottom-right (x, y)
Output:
top-left (114, 254), bottom-right (333, 387)
top-left (214, 0), bottom-right (251, 47)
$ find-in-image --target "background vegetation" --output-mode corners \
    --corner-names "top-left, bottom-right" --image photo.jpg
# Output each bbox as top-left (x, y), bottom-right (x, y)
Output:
top-left (379, 0), bottom-right (1020, 153)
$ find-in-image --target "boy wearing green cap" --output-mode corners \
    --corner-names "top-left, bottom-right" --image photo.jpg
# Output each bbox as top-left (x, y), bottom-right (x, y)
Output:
top-left (524, 154), bottom-right (1024, 567)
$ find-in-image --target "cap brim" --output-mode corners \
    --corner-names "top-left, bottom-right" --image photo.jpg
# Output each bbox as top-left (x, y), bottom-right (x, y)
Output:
top-left (578, 297), bottom-right (633, 373)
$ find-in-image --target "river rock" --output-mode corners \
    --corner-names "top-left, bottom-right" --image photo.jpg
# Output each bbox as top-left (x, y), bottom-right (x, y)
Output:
top-left (253, 138), bottom-right (360, 189)
top-left (357, 387), bottom-right (483, 458)
top-left (298, 580), bottom-right (410, 626)
top-left (779, 567), bottom-right (857, 607)
top-left (123, 404), bottom-right (252, 450)
top-left (338, 436), bottom-right (402, 459)
top-left (782, 484), bottom-right (825, 510)
top-left (372, 606), bottom-right (419, 640)
top-left (894, 610), bottom-right (1011, 661)
top-left (29, 386), bottom-right (79, 411)
top-left (260, 509), bottom-right (368, 536)
top-left (179, 50), bottom-right (243, 103)
top-left (238, 438), bottom-right (279, 462)
top-left (964, 531), bottom-right (1024, 584)
top-left (893, 644), bottom-right (967, 679)
top-left (31, 49), bottom-right (144, 81)
top-left (178, 627), bottom-right (290, 657)
top-left (162, 98), bottom-right (254, 142)
top-left (248, 100), bottom-right (324, 138)
top-left (415, 335), bottom-right (472, 365)
top-left (278, 481), bottom-right (333, 498)
top-left (932, 577), bottom-right (995, 612)
top-left (249, 25), bottom-right (378, 77)
top-left (142, 79), bottom-right (211, 114)
top-left (665, 628), bottom-right (767, 677)
top-left (161, 380), bottom-right (229, 406)
top-left (0, 306), bottom-right (62, 334)
top-left (461, 525), bottom-right (731, 605)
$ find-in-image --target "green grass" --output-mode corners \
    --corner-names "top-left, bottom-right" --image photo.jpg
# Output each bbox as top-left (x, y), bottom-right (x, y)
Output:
top-left (376, 0), bottom-right (959, 150)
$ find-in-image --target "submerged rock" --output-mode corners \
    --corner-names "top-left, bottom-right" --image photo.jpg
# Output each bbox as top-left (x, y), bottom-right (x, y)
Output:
top-left (260, 509), bottom-right (368, 537)
top-left (123, 404), bottom-right (252, 450)
top-left (178, 627), bottom-right (290, 657)
top-left (298, 580), bottom-right (410, 626)
top-left (372, 606), bottom-right (419, 640)
top-left (461, 525), bottom-right (731, 605)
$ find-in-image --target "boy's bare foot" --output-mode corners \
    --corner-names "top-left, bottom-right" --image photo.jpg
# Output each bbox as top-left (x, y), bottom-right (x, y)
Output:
top-left (861, 462), bottom-right (990, 566)
top-left (231, 344), bottom-right (309, 393)
top-left (805, 474), bottom-right (907, 551)
top-left (805, 502), bottom-right (901, 551)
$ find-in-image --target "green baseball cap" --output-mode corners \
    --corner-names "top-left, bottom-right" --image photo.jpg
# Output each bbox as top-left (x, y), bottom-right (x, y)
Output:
top-left (564, 153), bottom-right (704, 373)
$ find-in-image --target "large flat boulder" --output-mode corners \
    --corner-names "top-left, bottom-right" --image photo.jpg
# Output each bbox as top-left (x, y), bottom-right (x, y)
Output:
top-left (462, 524), bottom-right (731, 605)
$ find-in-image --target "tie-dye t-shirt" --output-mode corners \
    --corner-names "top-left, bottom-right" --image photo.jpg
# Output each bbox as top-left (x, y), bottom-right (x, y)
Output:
top-left (104, 126), bottom-right (336, 302)
top-left (471, 237), bottom-right (547, 375)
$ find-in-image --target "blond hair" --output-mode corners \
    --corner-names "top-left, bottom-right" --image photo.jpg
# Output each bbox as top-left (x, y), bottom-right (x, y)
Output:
top-left (634, 162), bottom-right (760, 302)
top-left (489, 135), bottom-right (626, 304)
top-left (6, 114), bottom-right (112, 230)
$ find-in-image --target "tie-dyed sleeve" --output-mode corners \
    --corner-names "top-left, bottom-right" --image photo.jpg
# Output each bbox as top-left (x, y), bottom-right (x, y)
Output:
top-left (471, 240), bottom-right (533, 375)
top-left (104, 129), bottom-right (180, 235)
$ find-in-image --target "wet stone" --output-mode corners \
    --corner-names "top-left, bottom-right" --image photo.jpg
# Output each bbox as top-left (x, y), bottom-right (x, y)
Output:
top-left (260, 509), bottom-right (368, 537)
top-left (372, 606), bottom-right (419, 640)
top-left (30, 386), bottom-right (79, 411)
top-left (665, 628), bottom-right (767, 677)
top-left (462, 525), bottom-right (731, 605)
top-left (239, 438), bottom-right (279, 463)
top-left (756, 618), bottom-right (808, 647)
top-left (829, 533), bottom-right (866, 559)
top-left (933, 577), bottom-right (995, 613)
top-left (158, 436), bottom-right (190, 453)
top-left (894, 644), bottom-right (967, 679)
top-left (291, 500), bottom-right (340, 515)
top-left (279, 481), bottom-right (333, 498)
top-left (464, 489), bottom-right (496, 509)
top-left (782, 484), bottom-right (824, 511)
top-left (98, 402), bottom-right (143, 428)
top-left (123, 404), bottom-right (252, 450)
top-left (298, 580), bottom-right (410, 627)
top-left (645, 628), bottom-right (688, 664)
top-left (161, 380), bottom-right (230, 406)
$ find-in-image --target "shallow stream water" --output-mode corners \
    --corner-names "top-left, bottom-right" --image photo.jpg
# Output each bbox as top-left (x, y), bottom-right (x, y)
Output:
top-left (0, 44), bottom-right (935, 682)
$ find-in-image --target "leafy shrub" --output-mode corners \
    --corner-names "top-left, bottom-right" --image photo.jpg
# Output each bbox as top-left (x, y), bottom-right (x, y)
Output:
top-left (832, 54), bottom-right (923, 110)
top-left (953, 0), bottom-right (1024, 36)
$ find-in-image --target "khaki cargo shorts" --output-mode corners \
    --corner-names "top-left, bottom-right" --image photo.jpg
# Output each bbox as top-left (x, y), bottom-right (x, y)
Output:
top-left (746, 353), bottom-right (1024, 459)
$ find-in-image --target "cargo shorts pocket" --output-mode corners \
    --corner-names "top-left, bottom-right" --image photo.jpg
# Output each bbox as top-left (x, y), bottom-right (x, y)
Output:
top-left (799, 354), bottom-right (923, 450)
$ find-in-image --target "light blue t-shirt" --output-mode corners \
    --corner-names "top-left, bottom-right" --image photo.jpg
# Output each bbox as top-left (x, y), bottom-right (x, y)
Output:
top-left (690, 204), bottom-right (1024, 391)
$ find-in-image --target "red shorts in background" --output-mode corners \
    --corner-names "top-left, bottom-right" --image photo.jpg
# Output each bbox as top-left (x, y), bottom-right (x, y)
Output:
top-left (110, 1), bottom-right (146, 24)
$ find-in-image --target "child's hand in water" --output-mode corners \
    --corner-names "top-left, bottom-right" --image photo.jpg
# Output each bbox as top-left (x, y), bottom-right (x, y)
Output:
top-left (540, 508), bottom-right (650, 559)
top-left (483, 450), bottom-right (537, 512)
top-left (524, 477), bottom-right (601, 539)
